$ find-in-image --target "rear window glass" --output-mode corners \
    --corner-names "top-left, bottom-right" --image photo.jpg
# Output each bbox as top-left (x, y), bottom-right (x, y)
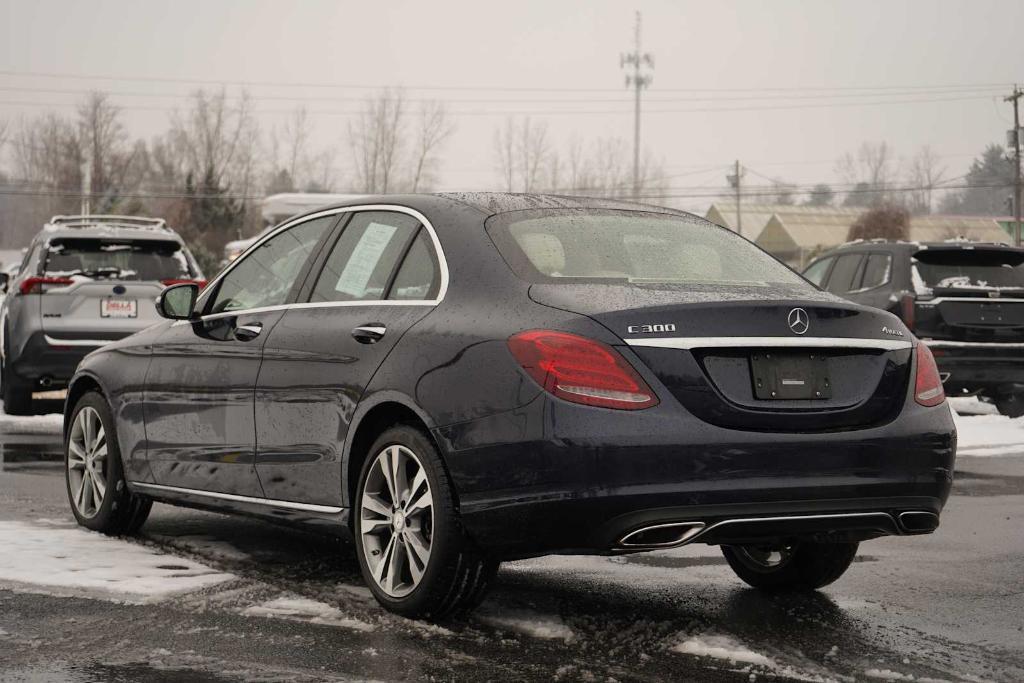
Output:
top-left (44, 239), bottom-right (193, 281)
top-left (914, 248), bottom-right (1024, 290)
top-left (487, 210), bottom-right (804, 286)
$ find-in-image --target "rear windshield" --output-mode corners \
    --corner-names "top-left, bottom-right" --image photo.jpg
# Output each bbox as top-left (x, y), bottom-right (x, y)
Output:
top-left (487, 210), bottom-right (804, 286)
top-left (44, 238), bottom-right (194, 281)
top-left (914, 248), bottom-right (1024, 290)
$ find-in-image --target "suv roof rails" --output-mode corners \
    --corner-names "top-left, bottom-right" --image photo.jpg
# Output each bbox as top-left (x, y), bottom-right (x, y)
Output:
top-left (47, 215), bottom-right (172, 233)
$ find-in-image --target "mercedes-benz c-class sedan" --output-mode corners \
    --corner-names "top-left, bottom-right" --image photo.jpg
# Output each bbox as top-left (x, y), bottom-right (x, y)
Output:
top-left (63, 193), bottom-right (956, 619)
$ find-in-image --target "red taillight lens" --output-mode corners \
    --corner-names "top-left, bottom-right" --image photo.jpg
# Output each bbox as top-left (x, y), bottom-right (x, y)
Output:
top-left (899, 294), bottom-right (916, 331)
top-left (161, 279), bottom-right (207, 289)
top-left (507, 330), bottom-right (659, 410)
top-left (914, 343), bottom-right (945, 407)
top-left (18, 276), bottom-right (74, 295)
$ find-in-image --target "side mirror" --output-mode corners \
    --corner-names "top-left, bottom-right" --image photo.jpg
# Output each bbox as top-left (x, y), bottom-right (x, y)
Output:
top-left (156, 283), bottom-right (199, 320)
top-left (0, 272), bottom-right (9, 295)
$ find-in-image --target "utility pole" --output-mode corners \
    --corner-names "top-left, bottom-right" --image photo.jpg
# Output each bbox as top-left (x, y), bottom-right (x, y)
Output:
top-left (727, 160), bottom-right (744, 237)
top-left (621, 11), bottom-right (653, 201)
top-left (1006, 85), bottom-right (1023, 246)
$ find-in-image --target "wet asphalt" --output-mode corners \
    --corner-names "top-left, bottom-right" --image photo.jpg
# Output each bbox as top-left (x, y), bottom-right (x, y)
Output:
top-left (1, 414), bottom-right (1022, 682)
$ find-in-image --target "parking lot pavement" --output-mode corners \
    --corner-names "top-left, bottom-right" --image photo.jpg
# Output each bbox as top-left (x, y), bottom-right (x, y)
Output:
top-left (2, 405), bottom-right (1023, 682)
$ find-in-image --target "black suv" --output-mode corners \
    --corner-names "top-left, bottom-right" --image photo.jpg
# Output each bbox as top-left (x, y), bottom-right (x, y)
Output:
top-left (803, 240), bottom-right (1024, 416)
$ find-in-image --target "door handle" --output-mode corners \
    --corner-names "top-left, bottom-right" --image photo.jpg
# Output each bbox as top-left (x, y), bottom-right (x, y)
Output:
top-left (234, 322), bottom-right (263, 341)
top-left (352, 324), bottom-right (386, 344)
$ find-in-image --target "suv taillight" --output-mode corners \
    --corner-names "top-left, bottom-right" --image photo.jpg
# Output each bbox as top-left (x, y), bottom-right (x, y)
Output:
top-left (899, 293), bottom-right (916, 331)
top-left (914, 343), bottom-right (945, 407)
top-left (161, 279), bottom-right (207, 289)
top-left (508, 330), bottom-right (658, 410)
top-left (18, 276), bottom-right (74, 295)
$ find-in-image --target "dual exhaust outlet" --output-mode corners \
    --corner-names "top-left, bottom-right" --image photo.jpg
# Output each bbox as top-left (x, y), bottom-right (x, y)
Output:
top-left (616, 511), bottom-right (940, 550)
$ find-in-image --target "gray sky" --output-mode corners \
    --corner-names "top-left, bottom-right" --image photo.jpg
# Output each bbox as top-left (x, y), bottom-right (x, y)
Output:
top-left (1, 0), bottom-right (1021, 211)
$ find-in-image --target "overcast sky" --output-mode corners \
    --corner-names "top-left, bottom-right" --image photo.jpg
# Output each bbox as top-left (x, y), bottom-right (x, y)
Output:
top-left (1, 0), bottom-right (1021, 212)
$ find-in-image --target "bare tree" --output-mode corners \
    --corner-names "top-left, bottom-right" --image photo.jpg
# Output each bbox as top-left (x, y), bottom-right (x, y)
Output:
top-left (77, 92), bottom-right (138, 211)
top-left (493, 118), bottom-right (517, 192)
top-left (837, 142), bottom-right (898, 206)
top-left (410, 101), bottom-right (454, 192)
top-left (517, 117), bottom-right (549, 192)
top-left (847, 205), bottom-right (910, 241)
top-left (349, 90), bottom-right (405, 194)
top-left (906, 146), bottom-right (946, 214)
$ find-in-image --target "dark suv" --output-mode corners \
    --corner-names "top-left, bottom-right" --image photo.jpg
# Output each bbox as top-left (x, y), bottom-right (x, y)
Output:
top-left (803, 240), bottom-right (1024, 415)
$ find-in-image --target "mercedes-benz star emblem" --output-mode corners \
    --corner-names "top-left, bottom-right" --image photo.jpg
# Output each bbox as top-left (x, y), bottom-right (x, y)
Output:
top-left (787, 307), bottom-right (810, 335)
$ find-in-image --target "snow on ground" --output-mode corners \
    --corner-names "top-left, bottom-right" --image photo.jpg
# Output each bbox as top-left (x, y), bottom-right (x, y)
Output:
top-left (670, 634), bottom-right (773, 666)
top-left (0, 404), bottom-right (62, 435)
top-left (242, 595), bottom-right (376, 632)
top-left (950, 399), bottom-right (1024, 456)
top-left (477, 607), bottom-right (576, 643)
top-left (0, 520), bottom-right (234, 603)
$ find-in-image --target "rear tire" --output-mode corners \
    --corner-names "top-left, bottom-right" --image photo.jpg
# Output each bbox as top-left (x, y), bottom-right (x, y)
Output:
top-left (354, 425), bottom-right (498, 620)
top-left (722, 541), bottom-right (858, 590)
top-left (65, 391), bottom-right (152, 535)
top-left (1, 349), bottom-right (33, 416)
top-left (994, 393), bottom-right (1024, 418)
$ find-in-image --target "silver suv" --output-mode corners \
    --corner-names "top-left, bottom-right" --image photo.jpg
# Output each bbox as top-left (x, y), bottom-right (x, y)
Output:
top-left (0, 215), bottom-right (204, 414)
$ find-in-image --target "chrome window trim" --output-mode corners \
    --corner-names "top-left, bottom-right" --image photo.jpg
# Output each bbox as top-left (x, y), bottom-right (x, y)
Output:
top-left (625, 336), bottom-right (912, 351)
top-left (193, 204), bottom-right (449, 320)
top-left (130, 481), bottom-right (343, 514)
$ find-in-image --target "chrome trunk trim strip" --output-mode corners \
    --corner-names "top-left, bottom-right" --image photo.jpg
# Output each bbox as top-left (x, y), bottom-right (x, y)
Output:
top-left (624, 336), bottom-right (912, 351)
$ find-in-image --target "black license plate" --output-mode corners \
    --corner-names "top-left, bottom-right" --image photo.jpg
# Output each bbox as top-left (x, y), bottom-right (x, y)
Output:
top-left (750, 352), bottom-right (831, 400)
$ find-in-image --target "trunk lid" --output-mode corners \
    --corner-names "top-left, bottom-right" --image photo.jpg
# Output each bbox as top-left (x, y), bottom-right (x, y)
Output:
top-left (39, 279), bottom-right (165, 339)
top-left (530, 283), bottom-right (913, 432)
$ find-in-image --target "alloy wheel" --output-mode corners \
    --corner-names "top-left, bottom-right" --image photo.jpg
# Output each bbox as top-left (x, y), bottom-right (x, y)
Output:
top-left (359, 444), bottom-right (434, 598)
top-left (67, 406), bottom-right (108, 518)
top-left (735, 544), bottom-right (796, 571)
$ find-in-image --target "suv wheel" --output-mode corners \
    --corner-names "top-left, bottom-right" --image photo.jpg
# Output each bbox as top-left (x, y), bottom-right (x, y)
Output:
top-left (994, 392), bottom-right (1024, 418)
top-left (354, 425), bottom-right (498, 619)
top-left (722, 541), bottom-right (858, 590)
top-left (66, 391), bottom-right (152, 534)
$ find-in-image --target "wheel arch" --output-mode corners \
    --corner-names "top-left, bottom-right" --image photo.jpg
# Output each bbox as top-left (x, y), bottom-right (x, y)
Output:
top-left (341, 392), bottom-right (450, 519)
top-left (63, 372), bottom-right (106, 440)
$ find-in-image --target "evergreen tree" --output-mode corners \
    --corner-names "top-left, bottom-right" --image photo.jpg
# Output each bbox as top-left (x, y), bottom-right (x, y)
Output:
top-left (940, 144), bottom-right (1014, 215)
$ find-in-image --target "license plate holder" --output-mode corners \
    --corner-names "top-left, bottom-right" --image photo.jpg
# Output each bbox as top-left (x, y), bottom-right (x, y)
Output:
top-left (101, 298), bottom-right (138, 318)
top-left (750, 352), bottom-right (831, 400)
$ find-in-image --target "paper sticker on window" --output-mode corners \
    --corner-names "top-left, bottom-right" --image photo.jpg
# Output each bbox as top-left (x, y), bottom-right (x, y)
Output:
top-left (334, 222), bottom-right (398, 297)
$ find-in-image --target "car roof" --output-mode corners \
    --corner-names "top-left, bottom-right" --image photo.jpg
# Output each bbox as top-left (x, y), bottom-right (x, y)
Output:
top-left (288, 192), bottom-right (701, 221)
top-left (819, 239), bottom-right (1024, 258)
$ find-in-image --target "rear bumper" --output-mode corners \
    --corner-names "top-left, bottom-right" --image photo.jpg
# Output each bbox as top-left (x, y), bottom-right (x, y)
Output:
top-left (9, 331), bottom-right (126, 386)
top-left (925, 340), bottom-right (1024, 391)
top-left (435, 393), bottom-right (956, 559)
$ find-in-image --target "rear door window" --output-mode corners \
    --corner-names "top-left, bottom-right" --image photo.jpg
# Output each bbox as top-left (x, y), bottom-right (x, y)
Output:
top-left (825, 254), bottom-right (864, 294)
top-left (389, 230), bottom-right (440, 300)
top-left (43, 239), bottom-right (193, 282)
top-left (856, 253), bottom-right (892, 291)
top-left (310, 211), bottom-right (421, 303)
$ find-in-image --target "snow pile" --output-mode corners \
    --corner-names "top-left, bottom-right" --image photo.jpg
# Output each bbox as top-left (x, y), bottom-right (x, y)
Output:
top-left (864, 669), bottom-right (915, 681)
top-left (671, 634), bottom-right (773, 666)
top-left (478, 607), bottom-right (576, 642)
top-left (951, 409), bottom-right (1024, 457)
top-left (0, 521), bottom-right (233, 602)
top-left (0, 407), bottom-right (63, 434)
top-left (242, 595), bottom-right (375, 632)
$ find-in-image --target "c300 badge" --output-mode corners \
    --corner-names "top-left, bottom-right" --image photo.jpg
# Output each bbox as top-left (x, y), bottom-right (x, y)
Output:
top-left (627, 323), bottom-right (676, 334)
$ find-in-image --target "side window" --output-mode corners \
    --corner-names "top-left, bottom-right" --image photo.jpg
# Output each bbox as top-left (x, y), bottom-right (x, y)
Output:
top-left (802, 257), bottom-right (833, 287)
top-left (310, 211), bottom-right (420, 303)
top-left (208, 215), bottom-right (335, 314)
top-left (858, 253), bottom-right (892, 290)
top-left (389, 231), bottom-right (440, 300)
top-left (825, 254), bottom-right (864, 294)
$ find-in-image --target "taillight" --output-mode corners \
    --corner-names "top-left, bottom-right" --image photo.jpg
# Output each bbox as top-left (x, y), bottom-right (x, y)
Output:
top-left (899, 294), bottom-right (915, 331)
top-left (161, 279), bottom-right (207, 289)
top-left (507, 330), bottom-right (658, 410)
top-left (18, 276), bottom-right (74, 295)
top-left (914, 343), bottom-right (945, 407)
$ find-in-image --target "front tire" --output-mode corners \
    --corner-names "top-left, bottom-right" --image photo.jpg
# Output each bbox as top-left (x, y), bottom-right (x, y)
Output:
top-left (354, 425), bottom-right (498, 619)
top-left (65, 391), bottom-right (152, 534)
top-left (722, 541), bottom-right (858, 590)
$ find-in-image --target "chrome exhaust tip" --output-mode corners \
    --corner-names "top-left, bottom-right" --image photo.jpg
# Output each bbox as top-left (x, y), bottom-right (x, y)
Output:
top-left (618, 522), bottom-right (706, 549)
top-left (39, 376), bottom-right (53, 388)
top-left (898, 511), bottom-right (939, 533)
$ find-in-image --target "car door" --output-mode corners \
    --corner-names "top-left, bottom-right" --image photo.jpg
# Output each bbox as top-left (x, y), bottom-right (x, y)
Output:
top-left (254, 208), bottom-right (444, 505)
top-left (143, 213), bottom-right (339, 496)
top-left (847, 252), bottom-right (894, 310)
top-left (824, 252), bottom-right (866, 300)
